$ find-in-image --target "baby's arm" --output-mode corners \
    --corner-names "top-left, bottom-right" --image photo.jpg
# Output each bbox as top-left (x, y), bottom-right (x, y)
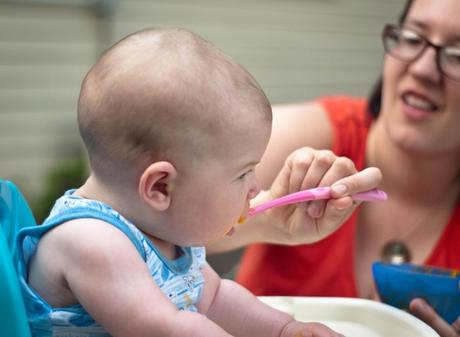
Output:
top-left (40, 218), bottom-right (235, 337)
top-left (198, 265), bottom-right (342, 337)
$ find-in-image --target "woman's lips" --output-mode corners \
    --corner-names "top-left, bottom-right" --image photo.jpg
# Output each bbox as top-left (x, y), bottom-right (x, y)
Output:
top-left (401, 92), bottom-right (438, 120)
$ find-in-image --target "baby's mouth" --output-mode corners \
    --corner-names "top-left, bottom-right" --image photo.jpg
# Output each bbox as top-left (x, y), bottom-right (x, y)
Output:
top-left (225, 227), bottom-right (235, 236)
top-left (225, 204), bottom-right (250, 236)
top-left (237, 202), bottom-right (250, 224)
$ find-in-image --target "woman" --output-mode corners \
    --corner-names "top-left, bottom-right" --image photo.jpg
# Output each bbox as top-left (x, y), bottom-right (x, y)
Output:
top-left (209, 0), bottom-right (460, 336)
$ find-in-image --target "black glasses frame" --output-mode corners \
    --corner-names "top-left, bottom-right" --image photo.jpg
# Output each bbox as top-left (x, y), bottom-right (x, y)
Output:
top-left (382, 23), bottom-right (460, 81)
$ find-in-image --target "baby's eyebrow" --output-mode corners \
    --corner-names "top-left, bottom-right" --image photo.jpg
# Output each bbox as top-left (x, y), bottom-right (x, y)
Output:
top-left (236, 160), bottom-right (258, 173)
top-left (246, 160), bottom-right (260, 167)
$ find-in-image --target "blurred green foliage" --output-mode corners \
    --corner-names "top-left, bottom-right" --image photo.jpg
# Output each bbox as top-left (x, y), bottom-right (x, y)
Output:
top-left (31, 155), bottom-right (87, 224)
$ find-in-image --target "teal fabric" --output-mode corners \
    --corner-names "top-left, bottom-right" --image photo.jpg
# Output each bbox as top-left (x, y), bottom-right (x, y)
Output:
top-left (0, 179), bottom-right (35, 337)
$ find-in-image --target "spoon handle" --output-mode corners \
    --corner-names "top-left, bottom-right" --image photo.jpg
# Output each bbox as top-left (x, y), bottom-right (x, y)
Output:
top-left (248, 187), bottom-right (387, 216)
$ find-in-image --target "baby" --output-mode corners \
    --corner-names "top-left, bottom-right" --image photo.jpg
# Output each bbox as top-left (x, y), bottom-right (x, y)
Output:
top-left (17, 28), bottom-right (342, 337)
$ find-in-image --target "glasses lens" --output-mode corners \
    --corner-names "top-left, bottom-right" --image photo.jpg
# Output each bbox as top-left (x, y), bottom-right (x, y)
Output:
top-left (384, 26), bottom-right (425, 61)
top-left (441, 46), bottom-right (460, 80)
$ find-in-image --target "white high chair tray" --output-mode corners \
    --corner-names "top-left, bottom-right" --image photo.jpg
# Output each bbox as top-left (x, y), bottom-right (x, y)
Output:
top-left (258, 296), bottom-right (439, 337)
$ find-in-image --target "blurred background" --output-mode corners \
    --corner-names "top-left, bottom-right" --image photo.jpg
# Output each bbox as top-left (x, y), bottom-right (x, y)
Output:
top-left (0, 0), bottom-right (403, 275)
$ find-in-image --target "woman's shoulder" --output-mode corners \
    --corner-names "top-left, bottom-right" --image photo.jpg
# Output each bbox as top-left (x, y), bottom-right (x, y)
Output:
top-left (318, 95), bottom-right (368, 121)
top-left (318, 95), bottom-right (370, 168)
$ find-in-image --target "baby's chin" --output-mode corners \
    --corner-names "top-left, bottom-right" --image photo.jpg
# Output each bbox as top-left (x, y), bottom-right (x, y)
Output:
top-left (199, 226), bottom-right (235, 246)
top-left (202, 213), bottom-right (246, 244)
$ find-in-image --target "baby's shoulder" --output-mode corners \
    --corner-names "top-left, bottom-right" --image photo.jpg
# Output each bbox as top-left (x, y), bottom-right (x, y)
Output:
top-left (41, 217), bottom-right (136, 256)
top-left (37, 217), bottom-right (142, 273)
top-left (29, 218), bottom-right (142, 307)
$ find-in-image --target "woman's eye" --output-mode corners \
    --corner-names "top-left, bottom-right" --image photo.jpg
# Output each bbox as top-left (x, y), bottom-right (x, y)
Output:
top-left (400, 31), bottom-right (423, 46)
top-left (444, 47), bottom-right (460, 64)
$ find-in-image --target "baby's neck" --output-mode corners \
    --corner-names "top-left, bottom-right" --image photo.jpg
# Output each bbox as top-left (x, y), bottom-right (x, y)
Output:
top-left (75, 175), bottom-right (128, 207)
top-left (76, 175), bottom-right (178, 260)
top-left (142, 232), bottom-right (178, 260)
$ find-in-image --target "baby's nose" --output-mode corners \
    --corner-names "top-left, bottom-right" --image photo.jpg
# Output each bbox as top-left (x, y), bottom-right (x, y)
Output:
top-left (247, 182), bottom-right (260, 201)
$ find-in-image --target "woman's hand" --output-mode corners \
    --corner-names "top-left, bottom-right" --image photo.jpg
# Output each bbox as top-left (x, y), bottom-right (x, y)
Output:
top-left (410, 296), bottom-right (460, 337)
top-left (207, 147), bottom-right (382, 253)
top-left (261, 147), bottom-right (382, 244)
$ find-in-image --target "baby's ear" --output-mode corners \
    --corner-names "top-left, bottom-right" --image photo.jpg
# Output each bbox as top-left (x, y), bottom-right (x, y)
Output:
top-left (139, 161), bottom-right (177, 211)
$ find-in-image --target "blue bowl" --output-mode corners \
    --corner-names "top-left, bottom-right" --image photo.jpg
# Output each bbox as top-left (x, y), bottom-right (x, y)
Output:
top-left (372, 262), bottom-right (460, 324)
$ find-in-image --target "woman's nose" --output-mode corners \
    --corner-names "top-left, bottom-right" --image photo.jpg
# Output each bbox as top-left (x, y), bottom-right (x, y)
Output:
top-left (408, 46), bottom-right (442, 83)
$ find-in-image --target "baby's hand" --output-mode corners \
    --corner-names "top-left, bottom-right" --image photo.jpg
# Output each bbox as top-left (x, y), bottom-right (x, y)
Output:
top-left (280, 320), bottom-right (344, 337)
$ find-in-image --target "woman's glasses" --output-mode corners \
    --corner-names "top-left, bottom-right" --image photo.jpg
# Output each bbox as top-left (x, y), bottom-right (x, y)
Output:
top-left (382, 23), bottom-right (460, 81)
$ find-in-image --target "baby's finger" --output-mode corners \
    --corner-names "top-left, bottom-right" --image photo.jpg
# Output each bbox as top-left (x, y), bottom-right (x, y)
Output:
top-left (298, 322), bottom-right (345, 337)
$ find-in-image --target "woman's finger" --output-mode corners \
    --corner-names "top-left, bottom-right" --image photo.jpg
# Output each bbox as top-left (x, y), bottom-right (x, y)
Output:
top-left (409, 298), bottom-right (458, 337)
top-left (287, 148), bottom-right (316, 195)
top-left (307, 155), bottom-right (357, 218)
top-left (329, 167), bottom-right (383, 198)
top-left (299, 149), bottom-right (337, 189)
top-left (312, 197), bottom-right (356, 238)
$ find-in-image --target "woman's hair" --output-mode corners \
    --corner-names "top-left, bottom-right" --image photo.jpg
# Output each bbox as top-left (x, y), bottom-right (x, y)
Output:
top-left (367, 0), bottom-right (414, 118)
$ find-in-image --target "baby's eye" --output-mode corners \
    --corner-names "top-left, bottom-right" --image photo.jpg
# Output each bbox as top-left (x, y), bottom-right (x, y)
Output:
top-left (237, 172), bottom-right (248, 180)
top-left (237, 169), bottom-right (252, 180)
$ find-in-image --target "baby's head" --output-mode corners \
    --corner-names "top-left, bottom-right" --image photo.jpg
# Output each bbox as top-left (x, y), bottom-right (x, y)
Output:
top-left (78, 28), bottom-right (272, 245)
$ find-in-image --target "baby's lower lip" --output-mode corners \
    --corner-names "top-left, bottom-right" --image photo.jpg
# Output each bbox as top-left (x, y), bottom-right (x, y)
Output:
top-left (226, 227), bottom-right (235, 236)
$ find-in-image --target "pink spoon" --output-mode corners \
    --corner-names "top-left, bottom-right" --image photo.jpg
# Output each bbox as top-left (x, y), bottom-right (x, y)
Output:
top-left (248, 187), bottom-right (387, 216)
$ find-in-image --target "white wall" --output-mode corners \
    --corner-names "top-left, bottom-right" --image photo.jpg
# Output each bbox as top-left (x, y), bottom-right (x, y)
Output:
top-left (0, 0), bottom-right (404, 201)
top-left (0, 2), bottom-right (99, 199)
top-left (110, 0), bottom-right (403, 102)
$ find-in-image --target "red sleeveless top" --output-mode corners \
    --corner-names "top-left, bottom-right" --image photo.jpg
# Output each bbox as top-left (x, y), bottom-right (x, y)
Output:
top-left (236, 96), bottom-right (460, 297)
